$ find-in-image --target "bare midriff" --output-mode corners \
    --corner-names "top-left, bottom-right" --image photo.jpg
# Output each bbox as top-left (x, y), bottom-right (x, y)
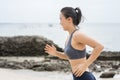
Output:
top-left (68, 57), bottom-right (89, 72)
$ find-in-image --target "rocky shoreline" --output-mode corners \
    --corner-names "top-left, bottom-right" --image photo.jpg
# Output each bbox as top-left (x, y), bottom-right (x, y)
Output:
top-left (0, 36), bottom-right (120, 78)
top-left (0, 36), bottom-right (70, 72)
top-left (0, 56), bottom-right (120, 78)
top-left (0, 57), bottom-right (71, 72)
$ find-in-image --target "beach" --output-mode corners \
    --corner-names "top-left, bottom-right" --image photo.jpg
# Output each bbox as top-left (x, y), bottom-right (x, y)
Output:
top-left (0, 0), bottom-right (120, 79)
top-left (0, 68), bottom-right (120, 80)
top-left (0, 68), bottom-right (72, 80)
top-left (0, 23), bottom-right (120, 80)
top-left (0, 24), bottom-right (120, 80)
top-left (0, 56), bottom-right (120, 80)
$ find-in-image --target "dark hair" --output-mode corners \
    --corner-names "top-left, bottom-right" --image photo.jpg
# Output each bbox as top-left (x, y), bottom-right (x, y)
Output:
top-left (61, 7), bottom-right (83, 26)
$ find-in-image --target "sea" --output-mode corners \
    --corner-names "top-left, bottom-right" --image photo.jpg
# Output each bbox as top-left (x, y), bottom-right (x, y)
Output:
top-left (0, 23), bottom-right (120, 52)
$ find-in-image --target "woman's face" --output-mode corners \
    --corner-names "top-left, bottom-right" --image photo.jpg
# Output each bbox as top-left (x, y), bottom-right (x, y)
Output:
top-left (60, 13), bottom-right (70, 30)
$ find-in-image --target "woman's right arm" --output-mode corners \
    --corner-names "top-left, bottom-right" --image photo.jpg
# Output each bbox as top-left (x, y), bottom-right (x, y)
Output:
top-left (55, 51), bottom-right (68, 60)
top-left (44, 44), bottom-right (68, 60)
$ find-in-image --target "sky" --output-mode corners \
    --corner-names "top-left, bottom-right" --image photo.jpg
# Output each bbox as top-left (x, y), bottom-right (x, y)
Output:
top-left (0, 0), bottom-right (120, 23)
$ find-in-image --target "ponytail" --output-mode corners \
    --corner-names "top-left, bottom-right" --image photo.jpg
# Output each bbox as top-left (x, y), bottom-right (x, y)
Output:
top-left (75, 7), bottom-right (82, 25)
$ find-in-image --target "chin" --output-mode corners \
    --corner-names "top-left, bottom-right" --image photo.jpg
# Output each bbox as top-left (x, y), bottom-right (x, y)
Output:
top-left (61, 26), bottom-right (67, 31)
top-left (63, 28), bottom-right (67, 31)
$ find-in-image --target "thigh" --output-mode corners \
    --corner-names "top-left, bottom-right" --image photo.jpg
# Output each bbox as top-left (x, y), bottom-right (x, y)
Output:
top-left (72, 71), bottom-right (96, 80)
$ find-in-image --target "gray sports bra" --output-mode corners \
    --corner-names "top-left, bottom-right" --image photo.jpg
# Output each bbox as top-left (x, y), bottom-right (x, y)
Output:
top-left (64, 29), bottom-right (86, 59)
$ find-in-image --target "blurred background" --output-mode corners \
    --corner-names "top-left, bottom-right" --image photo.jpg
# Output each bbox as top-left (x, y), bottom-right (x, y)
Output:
top-left (0, 0), bottom-right (120, 51)
top-left (0, 0), bottom-right (120, 80)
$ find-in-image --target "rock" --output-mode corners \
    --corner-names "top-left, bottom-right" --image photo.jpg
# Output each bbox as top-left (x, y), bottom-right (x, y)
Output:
top-left (100, 71), bottom-right (116, 78)
top-left (0, 57), bottom-right (71, 72)
top-left (87, 51), bottom-right (120, 60)
top-left (0, 59), bottom-right (7, 67)
top-left (14, 64), bottom-right (25, 69)
top-left (32, 60), bottom-right (70, 72)
top-left (32, 67), bottom-right (46, 71)
top-left (101, 64), bottom-right (110, 68)
top-left (0, 36), bottom-right (63, 56)
top-left (96, 68), bottom-right (104, 72)
top-left (112, 65), bottom-right (119, 69)
top-left (21, 60), bottom-right (33, 69)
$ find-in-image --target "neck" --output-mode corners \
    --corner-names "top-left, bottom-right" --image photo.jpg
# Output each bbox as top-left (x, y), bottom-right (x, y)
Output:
top-left (68, 26), bottom-right (77, 35)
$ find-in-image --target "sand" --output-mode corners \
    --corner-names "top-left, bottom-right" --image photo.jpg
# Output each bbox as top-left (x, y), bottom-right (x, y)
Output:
top-left (0, 68), bottom-right (119, 80)
top-left (0, 68), bottom-right (72, 80)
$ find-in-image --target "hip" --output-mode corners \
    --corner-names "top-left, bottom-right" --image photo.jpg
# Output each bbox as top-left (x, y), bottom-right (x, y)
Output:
top-left (72, 71), bottom-right (96, 80)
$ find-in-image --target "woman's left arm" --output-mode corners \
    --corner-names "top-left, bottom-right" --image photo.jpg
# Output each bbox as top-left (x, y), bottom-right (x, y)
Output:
top-left (77, 32), bottom-right (104, 66)
top-left (73, 31), bottom-right (104, 77)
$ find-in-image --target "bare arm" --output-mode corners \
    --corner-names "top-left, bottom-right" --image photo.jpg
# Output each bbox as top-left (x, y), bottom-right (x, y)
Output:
top-left (72, 31), bottom-right (104, 77)
top-left (55, 51), bottom-right (68, 60)
top-left (44, 44), bottom-right (68, 60)
top-left (74, 31), bottom-right (104, 66)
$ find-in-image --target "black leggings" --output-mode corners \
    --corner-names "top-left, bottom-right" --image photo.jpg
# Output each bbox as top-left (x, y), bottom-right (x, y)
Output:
top-left (72, 71), bottom-right (96, 80)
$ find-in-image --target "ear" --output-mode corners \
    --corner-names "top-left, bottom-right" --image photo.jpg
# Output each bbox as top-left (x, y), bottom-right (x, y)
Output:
top-left (67, 17), bottom-right (72, 23)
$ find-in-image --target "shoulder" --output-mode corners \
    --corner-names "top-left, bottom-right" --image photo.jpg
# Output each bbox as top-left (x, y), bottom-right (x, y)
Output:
top-left (72, 30), bottom-right (93, 44)
top-left (73, 30), bottom-right (88, 39)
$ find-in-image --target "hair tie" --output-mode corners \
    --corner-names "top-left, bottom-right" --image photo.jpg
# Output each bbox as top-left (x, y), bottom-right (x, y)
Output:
top-left (75, 8), bottom-right (78, 13)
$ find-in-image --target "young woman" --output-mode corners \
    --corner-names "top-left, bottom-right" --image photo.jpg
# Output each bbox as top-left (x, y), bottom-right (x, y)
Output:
top-left (44, 7), bottom-right (104, 80)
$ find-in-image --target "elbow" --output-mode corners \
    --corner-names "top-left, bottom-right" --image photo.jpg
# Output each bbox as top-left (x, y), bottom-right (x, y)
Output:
top-left (98, 44), bottom-right (104, 51)
top-left (100, 44), bottom-right (104, 50)
top-left (94, 43), bottom-right (104, 51)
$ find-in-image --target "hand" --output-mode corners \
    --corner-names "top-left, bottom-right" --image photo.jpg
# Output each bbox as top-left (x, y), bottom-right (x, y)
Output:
top-left (44, 44), bottom-right (57, 56)
top-left (72, 63), bottom-right (88, 77)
